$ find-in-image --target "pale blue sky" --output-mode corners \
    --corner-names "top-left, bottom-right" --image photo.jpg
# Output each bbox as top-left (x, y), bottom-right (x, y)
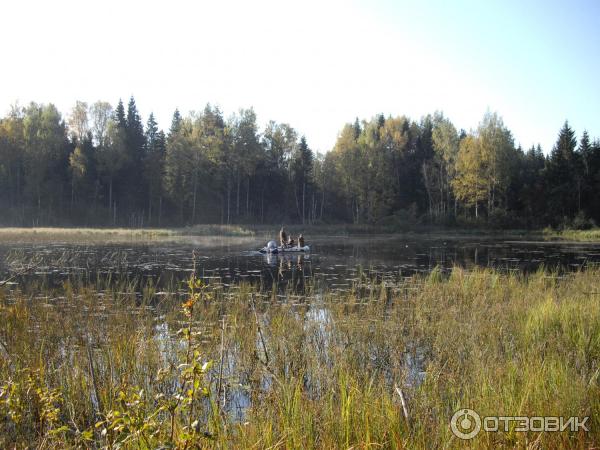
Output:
top-left (1, 0), bottom-right (598, 153)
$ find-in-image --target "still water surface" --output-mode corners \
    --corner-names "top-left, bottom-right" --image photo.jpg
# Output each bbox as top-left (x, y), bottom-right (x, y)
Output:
top-left (1, 234), bottom-right (599, 292)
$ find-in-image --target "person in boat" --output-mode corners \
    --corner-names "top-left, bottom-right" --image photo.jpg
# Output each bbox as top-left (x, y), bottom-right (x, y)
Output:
top-left (287, 235), bottom-right (295, 247)
top-left (279, 227), bottom-right (287, 247)
top-left (298, 234), bottom-right (305, 248)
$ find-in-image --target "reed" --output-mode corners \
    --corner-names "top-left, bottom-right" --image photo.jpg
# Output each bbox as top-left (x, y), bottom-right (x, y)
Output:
top-left (0, 266), bottom-right (598, 448)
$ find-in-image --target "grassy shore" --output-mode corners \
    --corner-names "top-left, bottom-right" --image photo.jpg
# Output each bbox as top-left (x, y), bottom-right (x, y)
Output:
top-left (542, 227), bottom-right (600, 242)
top-left (0, 225), bottom-right (256, 243)
top-left (0, 267), bottom-right (598, 448)
top-left (1, 224), bottom-right (600, 243)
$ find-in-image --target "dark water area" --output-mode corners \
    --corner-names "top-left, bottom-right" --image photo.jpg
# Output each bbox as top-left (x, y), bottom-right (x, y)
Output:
top-left (1, 234), bottom-right (600, 293)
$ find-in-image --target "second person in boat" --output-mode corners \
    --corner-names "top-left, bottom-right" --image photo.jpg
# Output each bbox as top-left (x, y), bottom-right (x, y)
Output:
top-left (287, 235), bottom-right (295, 248)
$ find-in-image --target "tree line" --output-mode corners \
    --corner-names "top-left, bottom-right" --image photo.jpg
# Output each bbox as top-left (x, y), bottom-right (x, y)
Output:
top-left (1, 97), bottom-right (599, 229)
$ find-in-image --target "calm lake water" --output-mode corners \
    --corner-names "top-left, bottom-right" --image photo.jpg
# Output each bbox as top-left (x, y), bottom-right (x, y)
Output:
top-left (2, 234), bottom-right (600, 293)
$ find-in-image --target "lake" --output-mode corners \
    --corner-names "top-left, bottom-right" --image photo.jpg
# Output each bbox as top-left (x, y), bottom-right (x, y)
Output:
top-left (2, 234), bottom-right (599, 293)
top-left (1, 233), bottom-right (600, 437)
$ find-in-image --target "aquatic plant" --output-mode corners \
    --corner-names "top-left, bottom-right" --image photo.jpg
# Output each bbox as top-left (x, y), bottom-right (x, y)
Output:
top-left (0, 266), bottom-right (599, 448)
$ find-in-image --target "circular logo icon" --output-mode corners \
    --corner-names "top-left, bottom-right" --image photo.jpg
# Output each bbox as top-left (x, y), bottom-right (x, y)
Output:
top-left (451, 408), bottom-right (481, 440)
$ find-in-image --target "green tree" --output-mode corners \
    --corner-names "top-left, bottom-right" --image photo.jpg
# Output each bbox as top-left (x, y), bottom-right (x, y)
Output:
top-left (143, 113), bottom-right (166, 225)
top-left (544, 121), bottom-right (578, 222)
top-left (429, 112), bottom-right (459, 218)
top-left (290, 136), bottom-right (314, 223)
top-left (90, 101), bottom-right (112, 148)
top-left (452, 135), bottom-right (487, 217)
top-left (170, 108), bottom-right (182, 135)
top-left (379, 116), bottom-right (411, 216)
top-left (578, 130), bottom-right (594, 219)
top-left (0, 106), bottom-right (26, 221)
top-left (67, 101), bottom-right (89, 145)
top-left (164, 116), bottom-right (197, 224)
top-left (332, 123), bottom-right (364, 223)
top-left (124, 96), bottom-right (147, 222)
top-left (69, 145), bottom-right (88, 211)
top-left (230, 108), bottom-right (261, 219)
top-left (114, 99), bottom-right (126, 129)
top-left (477, 111), bottom-right (515, 214)
top-left (98, 117), bottom-right (128, 224)
top-left (22, 103), bottom-right (70, 224)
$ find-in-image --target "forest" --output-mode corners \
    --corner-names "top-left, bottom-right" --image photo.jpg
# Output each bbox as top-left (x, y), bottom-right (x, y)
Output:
top-left (0, 97), bottom-right (599, 229)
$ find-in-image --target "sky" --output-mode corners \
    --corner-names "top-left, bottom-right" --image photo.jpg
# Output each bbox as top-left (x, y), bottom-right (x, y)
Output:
top-left (1, 0), bottom-right (599, 154)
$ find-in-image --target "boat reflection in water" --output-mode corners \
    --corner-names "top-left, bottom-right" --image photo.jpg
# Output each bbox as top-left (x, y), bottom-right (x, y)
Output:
top-left (264, 252), bottom-right (311, 294)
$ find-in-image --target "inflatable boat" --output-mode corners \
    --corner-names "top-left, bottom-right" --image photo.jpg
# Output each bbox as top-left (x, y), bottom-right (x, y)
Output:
top-left (259, 241), bottom-right (310, 254)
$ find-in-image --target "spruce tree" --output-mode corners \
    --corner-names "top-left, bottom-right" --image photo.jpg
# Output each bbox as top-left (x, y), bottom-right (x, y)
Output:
top-left (545, 121), bottom-right (578, 222)
top-left (143, 113), bottom-right (165, 225)
top-left (121, 96), bottom-right (146, 217)
top-left (578, 130), bottom-right (594, 220)
top-left (578, 130), bottom-right (592, 174)
top-left (114, 99), bottom-right (126, 129)
top-left (170, 109), bottom-right (182, 136)
top-left (126, 96), bottom-right (145, 159)
top-left (145, 113), bottom-right (159, 152)
top-left (352, 118), bottom-right (361, 139)
top-left (291, 136), bottom-right (314, 223)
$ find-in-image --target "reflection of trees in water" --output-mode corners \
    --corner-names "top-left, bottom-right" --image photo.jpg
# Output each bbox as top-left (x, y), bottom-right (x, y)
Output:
top-left (2, 240), bottom-right (599, 296)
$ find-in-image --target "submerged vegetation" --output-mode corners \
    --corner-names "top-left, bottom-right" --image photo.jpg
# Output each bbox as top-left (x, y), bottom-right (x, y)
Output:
top-left (1, 264), bottom-right (599, 448)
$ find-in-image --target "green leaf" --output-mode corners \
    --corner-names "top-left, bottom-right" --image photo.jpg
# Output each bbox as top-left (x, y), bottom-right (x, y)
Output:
top-left (49, 425), bottom-right (70, 435)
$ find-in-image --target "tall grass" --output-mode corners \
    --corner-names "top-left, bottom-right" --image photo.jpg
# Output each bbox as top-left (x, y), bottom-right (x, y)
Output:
top-left (0, 267), bottom-right (599, 448)
top-left (0, 224), bottom-right (256, 243)
top-left (543, 227), bottom-right (600, 242)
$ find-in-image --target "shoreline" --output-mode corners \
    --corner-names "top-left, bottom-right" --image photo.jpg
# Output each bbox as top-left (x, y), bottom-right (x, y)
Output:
top-left (0, 225), bottom-right (599, 243)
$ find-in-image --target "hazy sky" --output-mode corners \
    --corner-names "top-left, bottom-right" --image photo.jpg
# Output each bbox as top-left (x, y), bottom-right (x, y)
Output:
top-left (1, 0), bottom-right (599, 153)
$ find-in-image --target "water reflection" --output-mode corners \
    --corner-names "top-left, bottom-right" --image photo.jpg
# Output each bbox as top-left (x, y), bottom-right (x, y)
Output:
top-left (1, 235), bottom-right (600, 294)
top-left (262, 253), bottom-right (310, 292)
top-left (3, 235), bottom-right (600, 422)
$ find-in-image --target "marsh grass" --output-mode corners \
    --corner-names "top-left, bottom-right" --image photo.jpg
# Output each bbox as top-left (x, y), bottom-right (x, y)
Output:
top-left (0, 267), bottom-right (599, 448)
top-left (0, 225), bottom-right (255, 243)
top-left (544, 227), bottom-right (600, 242)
